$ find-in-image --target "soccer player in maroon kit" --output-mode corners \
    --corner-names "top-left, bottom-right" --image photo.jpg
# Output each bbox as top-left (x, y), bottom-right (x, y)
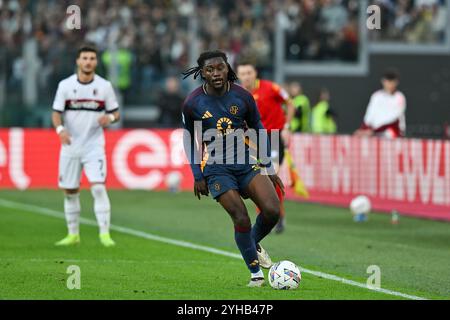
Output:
top-left (236, 61), bottom-right (295, 233)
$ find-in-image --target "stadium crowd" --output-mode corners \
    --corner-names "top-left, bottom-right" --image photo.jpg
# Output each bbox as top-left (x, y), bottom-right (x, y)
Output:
top-left (1, 0), bottom-right (361, 108)
top-left (282, 0), bottom-right (360, 61)
top-left (0, 0), bottom-right (445, 134)
top-left (369, 0), bottom-right (447, 43)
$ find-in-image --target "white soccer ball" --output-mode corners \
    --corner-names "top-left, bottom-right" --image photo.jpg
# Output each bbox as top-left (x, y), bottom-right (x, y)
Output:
top-left (269, 260), bottom-right (302, 290)
top-left (350, 195), bottom-right (371, 215)
top-left (165, 171), bottom-right (182, 192)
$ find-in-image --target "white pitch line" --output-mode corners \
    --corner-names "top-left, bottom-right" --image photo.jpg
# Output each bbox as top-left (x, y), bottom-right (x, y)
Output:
top-left (0, 198), bottom-right (427, 300)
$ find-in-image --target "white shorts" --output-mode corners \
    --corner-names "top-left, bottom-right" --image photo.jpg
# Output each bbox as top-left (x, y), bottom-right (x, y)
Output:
top-left (58, 149), bottom-right (107, 189)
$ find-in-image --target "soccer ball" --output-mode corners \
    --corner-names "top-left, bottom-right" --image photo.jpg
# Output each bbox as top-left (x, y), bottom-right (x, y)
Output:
top-left (268, 260), bottom-right (301, 290)
top-left (350, 195), bottom-right (371, 222)
top-left (165, 171), bottom-right (182, 193)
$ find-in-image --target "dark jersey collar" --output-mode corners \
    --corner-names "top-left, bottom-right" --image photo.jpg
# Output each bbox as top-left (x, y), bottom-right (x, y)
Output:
top-left (202, 82), bottom-right (231, 96)
top-left (77, 74), bottom-right (95, 85)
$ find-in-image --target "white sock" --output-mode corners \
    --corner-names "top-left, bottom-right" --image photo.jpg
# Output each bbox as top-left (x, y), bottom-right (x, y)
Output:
top-left (91, 184), bottom-right (111, 235)
top-left (251, 270), bottom-right (264, 279)
top-left (64, 193), bottom-right (80, 235)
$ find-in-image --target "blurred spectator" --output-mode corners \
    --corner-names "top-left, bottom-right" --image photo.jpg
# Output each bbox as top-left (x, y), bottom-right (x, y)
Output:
top-left (287, 81), bottom-right (311, 133)
top-left (311, 88), bottom-right (337, 134)
top-left (101, 44), bottom-right (133, 104)
top-left (156, 76), bottom-right (185, 128)
top-left (355, 69), bottom-right (406, 138)
top-left (284, 0), bottom-right (360, 61)
top-left (370, 0), bottom-right (447, 43)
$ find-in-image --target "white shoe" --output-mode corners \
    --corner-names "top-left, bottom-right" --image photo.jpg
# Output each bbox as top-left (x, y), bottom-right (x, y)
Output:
top-left (256, 244), bottom-right (273, 269)
top-left (247, 277), bottom-right (265, 287)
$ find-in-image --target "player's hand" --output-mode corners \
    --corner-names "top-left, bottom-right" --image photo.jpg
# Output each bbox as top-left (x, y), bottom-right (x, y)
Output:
top-left (194, 179), bottom-right (209, 200)
top-left (98, 115), bottom-right (112, 127)
top-left (269, 174), bottom-right (285, 196)
top-left (59, 130), bottom-right (71, 145)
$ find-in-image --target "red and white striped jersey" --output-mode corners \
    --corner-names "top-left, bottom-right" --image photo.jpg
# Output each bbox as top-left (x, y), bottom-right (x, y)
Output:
top-left (52, 74), bottom-right (119, 155)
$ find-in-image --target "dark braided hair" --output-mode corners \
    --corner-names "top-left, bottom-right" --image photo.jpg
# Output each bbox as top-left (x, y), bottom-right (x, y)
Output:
top-left (182, 50), bottom-right (238, 82)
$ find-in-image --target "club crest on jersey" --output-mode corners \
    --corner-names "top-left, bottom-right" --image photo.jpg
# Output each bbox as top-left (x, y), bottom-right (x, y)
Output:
top-left (216, 117), bottom-right (234, 136)
top-left (229, 105), bottom-right (239, 115)
top-left (214, 183), bottom-right (221, 191)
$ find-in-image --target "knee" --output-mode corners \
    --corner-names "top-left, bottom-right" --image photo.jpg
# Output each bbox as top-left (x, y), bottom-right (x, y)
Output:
top-left (231, 210), bottom-right (251, 229)
top-left (91, 184), bottom-right (110, 210)
top-left (65, 189), bottom-right (79, 195)
top-left (64, 191), bottom-right (80, 212)
top-left (235, 215), bottom-right (251, 229)
top-left (262, 201), bottom-right (280, 224)
top-left (91, 184), bottom-right (108, 199)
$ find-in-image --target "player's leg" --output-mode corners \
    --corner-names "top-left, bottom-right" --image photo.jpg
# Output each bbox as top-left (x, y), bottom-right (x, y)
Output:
top-left (255, 132), bottom-right (286, 233)
top-left (55, 155), bottom-right (82, 246)
top-left (244, 173), bottom-right (280, 267)
top-left (217, 189), bottom-right (264, 287)
top-left (274, 135), bottom-right (286, 233)
top-left (83, 154), bottom-right (115, 247)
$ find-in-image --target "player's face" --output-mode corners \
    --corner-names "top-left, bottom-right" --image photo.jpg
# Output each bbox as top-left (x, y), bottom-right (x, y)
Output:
top-left (77, 52), bottom-right (97, 75)
top-left (202, 57), bottom-right (228, 90)
top-left (382, 79), bottom-right (398, 94)
top-left (237, 65), bottom-right (257, 90)
top-left (289, 83), bottom-right (302, 96)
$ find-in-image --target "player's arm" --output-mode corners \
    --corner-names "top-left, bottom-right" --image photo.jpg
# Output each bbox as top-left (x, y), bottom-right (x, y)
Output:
top-left (245, 94), bottom-right (285, 195)
top-left (284, 98), bottom-right (296, 128)
top-left (98, 110), bottom-right (120, 127)
top-left (355, 94), bottom-right (375, 136)
top-left (52, 111), bottom-right (71, 145)
top-left (274, 84), bottom-right (294, 145)
top-left (51, 83), bottom-right (71, 145)
top-left (182, 104), bottom-right (208, 199)
top-left (281, 98), bottom-right (296, 143)
top-left (99, 82), bottom-right (121, 127)
top-left (273, 83), bottom-right (295, 129)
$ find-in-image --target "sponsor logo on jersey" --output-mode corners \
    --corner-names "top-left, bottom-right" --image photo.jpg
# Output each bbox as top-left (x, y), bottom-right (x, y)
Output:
top-left (216, 117), bottom-right (234, 136)
top-left (65, 99), bottom-right (105, 111)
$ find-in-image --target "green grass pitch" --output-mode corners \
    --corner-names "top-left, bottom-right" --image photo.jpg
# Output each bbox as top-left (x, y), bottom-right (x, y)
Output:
top-left (0, 190), bottom-right (449, 300)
